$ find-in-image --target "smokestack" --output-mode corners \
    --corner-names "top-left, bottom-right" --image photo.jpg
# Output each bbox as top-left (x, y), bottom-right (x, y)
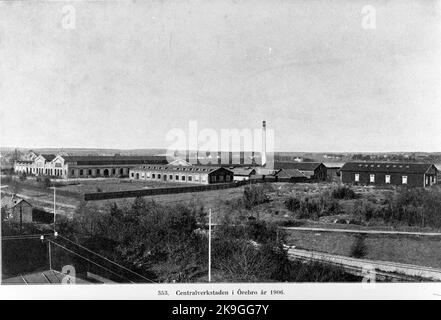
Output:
top-left (262, 120), bottom-right (266, 166)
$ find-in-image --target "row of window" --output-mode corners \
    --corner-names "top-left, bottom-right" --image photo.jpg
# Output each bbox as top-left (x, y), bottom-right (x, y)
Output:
top-left (141, 165), bottom-right (210, 172)
top-left (70, 168), bottom-right (125, 176)
top-left (18, 167), bottom-right (65, 176)
top-left (132, 171), bottom-right (209, 183)
top-left (354, 174), bottom-right (407, 184)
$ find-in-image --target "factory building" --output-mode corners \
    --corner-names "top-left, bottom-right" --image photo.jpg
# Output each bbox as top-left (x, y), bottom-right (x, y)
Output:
top-left (130, 165), bottom-right (234, 185)
top-left (340, 162), bottom-right (438, 187)
top-left (14, 154), bottom-right (168, 179)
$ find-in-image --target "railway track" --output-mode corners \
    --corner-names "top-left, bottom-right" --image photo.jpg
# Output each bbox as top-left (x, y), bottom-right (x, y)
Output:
top-left (286, 246), bottom-right (441, 282)
top-left (281, 226), bottom-right (441, 237)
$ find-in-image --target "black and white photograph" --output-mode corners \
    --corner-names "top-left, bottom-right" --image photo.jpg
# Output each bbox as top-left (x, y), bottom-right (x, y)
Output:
top-left (0, 0), bottom-right (441, 301)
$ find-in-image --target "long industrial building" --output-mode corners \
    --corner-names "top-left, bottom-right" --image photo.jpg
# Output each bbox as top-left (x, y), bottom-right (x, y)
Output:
top-left (129, 164), bottom-right (234, 184)
top-left (14, 154), bottom-right (168, 179)
top-left (340, 162), bottom-right (438, 187)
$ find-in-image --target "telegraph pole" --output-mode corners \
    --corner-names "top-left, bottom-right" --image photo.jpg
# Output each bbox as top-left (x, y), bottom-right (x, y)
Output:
top-left (48, 241), bottom-right (52, 270)
top-left (208, 208), bottom-right (212, 283)
top-left (53, 183), bottom-right (56, 233)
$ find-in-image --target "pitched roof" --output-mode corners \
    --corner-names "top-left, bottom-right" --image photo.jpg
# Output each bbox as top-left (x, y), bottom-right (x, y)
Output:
top-left (39, 154), bottom-right (56, 162)
top-left (230, 167), bottom-right (256, 176)
top-left (273, 162), bottom-right (324, 171)
top-left (168, 159), bottom-right (192, 166)
top-left (62, 155), bottom-right (168, 165)
top-left (340, 162), bottom-right (438, 174)
top-left (15, 160), bottom-right (33, 164)
top-left (275, 169), bottom-right (307, 178)
top-left (135, 164), bottom-right (233, 174)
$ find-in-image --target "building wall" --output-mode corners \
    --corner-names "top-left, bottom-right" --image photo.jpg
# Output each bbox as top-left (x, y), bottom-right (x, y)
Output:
top-left (129, 168), bottom-right (233, 185)
top-left (233, 175), bottom-right (250, 181)
top-left (11, 202), bottom-right (33, 224)
top-left (298, 165), bottom-right (327, 180)
top-left (15, 161), bottom-right (133, 179)
top-left (67, 166), bottom-right (130, 178)
top-left (130, 169), bottom-right (210, 184)
top-left (341, 171), bottom-right (427, 187)
top-left (326, 168), bottom-right (341, 181)
top-left (314, 165), bottom-right (327, 180)
top-left (15, 160), bottom-right (68, 178)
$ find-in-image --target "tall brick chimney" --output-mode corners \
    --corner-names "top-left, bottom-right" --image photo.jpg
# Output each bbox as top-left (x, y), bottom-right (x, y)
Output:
top-left (262, 120), bottom-right (266, 166)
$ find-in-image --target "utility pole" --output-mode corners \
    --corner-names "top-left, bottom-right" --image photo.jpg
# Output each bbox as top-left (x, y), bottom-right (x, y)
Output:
top-left (48, 241), bottom-right (52, 270)
top-left (208, 208), bottom-right (212, 283)
top-left (53, 183), bottom-right (56, 233)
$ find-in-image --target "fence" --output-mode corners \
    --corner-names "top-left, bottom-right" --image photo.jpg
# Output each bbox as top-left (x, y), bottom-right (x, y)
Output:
top-left (83, 177), bottom-right (309, 201)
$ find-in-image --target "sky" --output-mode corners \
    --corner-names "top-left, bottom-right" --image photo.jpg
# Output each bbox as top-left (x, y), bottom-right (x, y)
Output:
top-left (0, 0), bottom-right (440, 152)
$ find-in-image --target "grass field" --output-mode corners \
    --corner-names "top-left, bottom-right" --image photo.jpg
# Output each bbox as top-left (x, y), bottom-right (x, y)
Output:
top-left (57, 178), bottom-right (197, 194)
top-left (92, 185), bottom-right (246, 224)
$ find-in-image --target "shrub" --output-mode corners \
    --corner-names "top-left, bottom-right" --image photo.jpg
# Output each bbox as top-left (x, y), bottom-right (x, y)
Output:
top-left (243, 184), bottom-right (270, 209)
top-left (352, 187), bottom-right (441, 228)
top-left (353, 200), bottom-right (378, 222)
top-left (332, 185), bottom-right (356, 199)
top-left (214, 219), bottom-right (359, 282)
top-left (284, 194), bottom-right (340, 220)
top-left (284, 197), bottom-right (301, 212)
top-left (350, 234), bottom-right (368, 258)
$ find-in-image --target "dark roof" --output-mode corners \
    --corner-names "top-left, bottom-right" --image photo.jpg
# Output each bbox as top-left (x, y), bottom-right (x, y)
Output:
top-left (63, 155), bottom-right (168, 165)
top-left (275, 169), bottom-right (307, 178)
top-left (230, 167), bottom-right (256, 176)
top-left (134, 164), bottom-right (233, 174)
top-left (39, 154), bottom-right (56, 162)
top-left (273, 162), bottom-right (324, 171)
top-left (340, 162), bottom-right (438, 174)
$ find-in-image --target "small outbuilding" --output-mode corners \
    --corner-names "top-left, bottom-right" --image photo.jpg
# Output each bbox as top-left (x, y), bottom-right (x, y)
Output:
top-left (1, 195), bottom-right (33, 224)
top-left (273, 162), bottom-right (327, 180)
top-left (274, 168), bottom-right (309, 182)
top-left (231, 167), bottom-right (256, 181)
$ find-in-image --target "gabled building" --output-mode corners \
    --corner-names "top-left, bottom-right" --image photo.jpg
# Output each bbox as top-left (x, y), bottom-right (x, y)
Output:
top-left (231, 167), bottom-right (256, 181)
top-left (14, 154), bottom-right (168, 179)
top-left (274, 168), bottom-right (309, 182)
top-left (130, 165), bottom-right (234, 184)
top-left (273, 162), bottom-right (327, 180)
top-left (1, 195), bottom-right (33, 224)
top-left (340, 162), bottom-right (438, 187)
